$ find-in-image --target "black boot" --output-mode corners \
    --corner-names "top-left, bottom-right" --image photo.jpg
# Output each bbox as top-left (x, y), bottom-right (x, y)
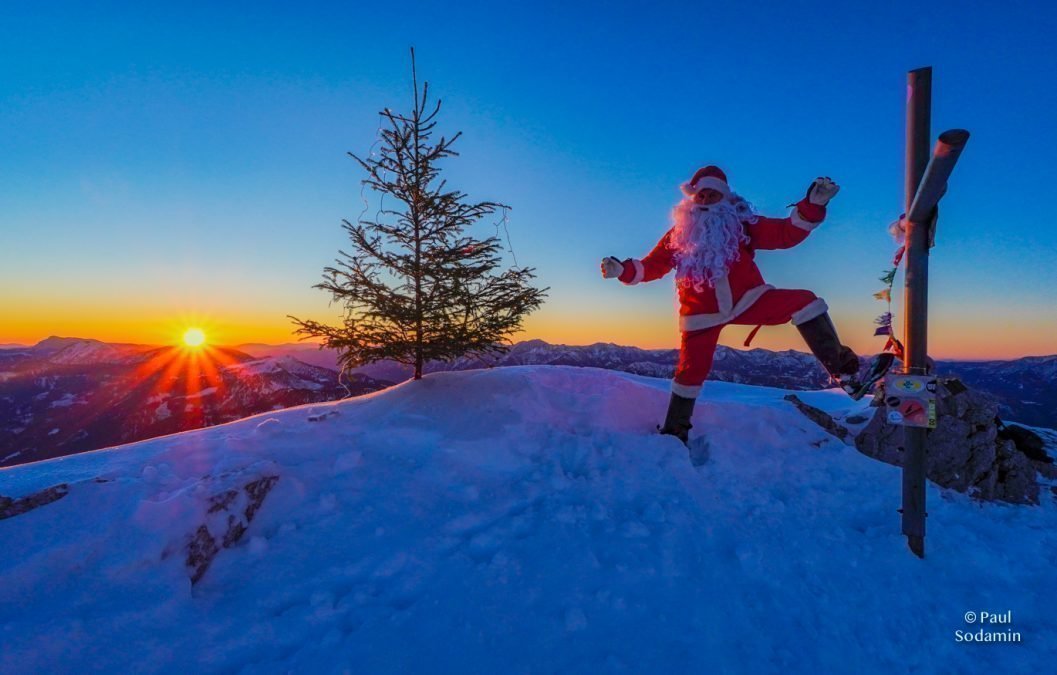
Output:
top-left (795, 312), bottom-right (860, 380)
top-left (659, 392), bottom-right (696, 445)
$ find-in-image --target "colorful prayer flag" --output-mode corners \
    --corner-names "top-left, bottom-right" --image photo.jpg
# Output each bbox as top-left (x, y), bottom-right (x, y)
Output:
top-left (892, 246), bottom-right (906, 266)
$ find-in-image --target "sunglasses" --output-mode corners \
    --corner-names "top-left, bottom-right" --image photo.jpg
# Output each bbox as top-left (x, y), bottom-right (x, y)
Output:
top-left (692, 189), bottom-right (724, 205)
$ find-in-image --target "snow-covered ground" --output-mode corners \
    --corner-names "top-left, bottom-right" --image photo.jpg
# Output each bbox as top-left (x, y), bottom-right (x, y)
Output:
top-left (1, 366), bottom-right (1054, 673)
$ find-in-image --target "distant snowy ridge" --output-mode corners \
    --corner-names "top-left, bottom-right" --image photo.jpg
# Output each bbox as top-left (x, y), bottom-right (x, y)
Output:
top-left (2, 367), bottom-right (1053, 673)
top-left (31, 336), bottom-right (150, 365)
top-left (241, 339), bottom-right (1057, 428)
top-left (5, 337), bottom-right (1054, 469)
top-left (248, 339), bottom-right (837, 390)
top-left (0, 342), bottom-right (390, 467)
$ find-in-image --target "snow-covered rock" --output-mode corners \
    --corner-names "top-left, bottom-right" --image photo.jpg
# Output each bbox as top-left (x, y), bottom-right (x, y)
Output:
top-left (1, 366), bottom-right (1054, 672)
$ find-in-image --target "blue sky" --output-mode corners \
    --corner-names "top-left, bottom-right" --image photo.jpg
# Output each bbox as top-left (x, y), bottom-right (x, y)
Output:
top-left (2, 0), bottom-right (1055, 358)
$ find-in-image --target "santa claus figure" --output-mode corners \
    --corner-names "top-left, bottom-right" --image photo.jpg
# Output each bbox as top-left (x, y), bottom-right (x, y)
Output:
top-left (601, 166), bottom-right (861, 444)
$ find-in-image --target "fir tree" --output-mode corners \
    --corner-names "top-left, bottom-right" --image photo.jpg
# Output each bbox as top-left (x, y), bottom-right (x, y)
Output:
top-left (291, 51), bottom-right (546, 381)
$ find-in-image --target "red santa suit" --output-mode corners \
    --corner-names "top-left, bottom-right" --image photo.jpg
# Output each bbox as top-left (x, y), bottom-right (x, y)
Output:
top-left (616, 182), bottom-right (830, 399)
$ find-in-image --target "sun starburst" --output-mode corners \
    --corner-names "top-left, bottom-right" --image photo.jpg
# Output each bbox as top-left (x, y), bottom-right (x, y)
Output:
top-left (182, 327), bottom-right (206, 348)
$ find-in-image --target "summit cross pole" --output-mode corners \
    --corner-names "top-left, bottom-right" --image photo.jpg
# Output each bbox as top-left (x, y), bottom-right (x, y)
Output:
top-left (901, 66), bottom-right (932, 559)
top-left (900, 66), bottom-right (970, 558)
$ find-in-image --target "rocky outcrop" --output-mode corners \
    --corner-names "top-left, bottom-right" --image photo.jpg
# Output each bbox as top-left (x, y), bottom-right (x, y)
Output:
top-left (186, 475), bottom-right (279, 584)
top-left (856, 379), bottom-right (1040, 505)
top-left (0, 483), bottom-right (69, 520)
top-left (784, 395), bottom-right (851, 444)
top-left (998, 423), bottom-right (1053, 464)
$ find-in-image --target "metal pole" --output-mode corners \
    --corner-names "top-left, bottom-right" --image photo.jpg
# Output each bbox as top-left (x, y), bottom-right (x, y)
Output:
top-left (907, 129), bottom-right (971, 223)
top-left (902, 66), bottom-right (932, 558)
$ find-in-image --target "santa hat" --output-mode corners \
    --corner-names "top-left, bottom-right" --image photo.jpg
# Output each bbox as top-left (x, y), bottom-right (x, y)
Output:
top-left (680, 165), bottom-right (730, 197)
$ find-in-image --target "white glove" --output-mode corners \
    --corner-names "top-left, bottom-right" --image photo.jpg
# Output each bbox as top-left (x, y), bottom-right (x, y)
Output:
top-left (600, 256), bottom-right (623, 279)
top-left (808, 177), bottom-right (840, 206)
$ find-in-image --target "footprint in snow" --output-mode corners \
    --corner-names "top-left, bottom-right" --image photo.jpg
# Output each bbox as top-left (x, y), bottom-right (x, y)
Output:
top-left (688, 438), bottom-right (711, 466)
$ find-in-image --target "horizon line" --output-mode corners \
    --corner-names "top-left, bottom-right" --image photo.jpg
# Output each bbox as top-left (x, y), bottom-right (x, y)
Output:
top-left (3, 335), bottom-right (1054, 363)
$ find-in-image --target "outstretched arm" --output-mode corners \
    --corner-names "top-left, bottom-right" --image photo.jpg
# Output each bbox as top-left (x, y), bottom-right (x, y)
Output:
top-left (748, 177), bottom-right (839, 250)
top-left (600, 229), bottom-right (677, 285)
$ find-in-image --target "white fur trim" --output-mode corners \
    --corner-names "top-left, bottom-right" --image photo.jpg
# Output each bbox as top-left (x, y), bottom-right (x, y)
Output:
top-left (691, 176), bottom-right (730, 195)
top-left (790, 207), bottom-right (822, 231)
top-left (731, 283), bottom-right (774, 317)
top-left (791, 297), bottom-right (829, 325)
top-left (681, 176), bottom-right (730, 197)
top-left (672, 380), bottom-right (703, 398)
top-left (679, 312), bottom-right (724, 332)
top-left (621, 259), bottom-right (645, 286)
top-left (678, 283), bottom-right (775, 332)
top-left (715, 275), bottom-right (733, 315)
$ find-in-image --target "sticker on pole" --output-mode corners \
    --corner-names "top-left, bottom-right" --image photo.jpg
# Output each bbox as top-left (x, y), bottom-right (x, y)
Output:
top-left (883, 374), bottom-right (938, 428)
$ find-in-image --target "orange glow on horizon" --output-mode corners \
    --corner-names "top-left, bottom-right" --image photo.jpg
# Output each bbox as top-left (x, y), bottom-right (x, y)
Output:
top-left (1, 305), bottom-right (1055, 361)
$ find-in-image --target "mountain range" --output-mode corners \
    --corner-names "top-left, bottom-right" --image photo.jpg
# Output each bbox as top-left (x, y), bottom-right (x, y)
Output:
top-left (239, 339), bottom-right (1057, 428)
top-left (1, 337), bottom-right (1053, 467)
top-left (0, 337), bottom-right (388, 467)
top-left (238, 339), bottom-right (837, 389)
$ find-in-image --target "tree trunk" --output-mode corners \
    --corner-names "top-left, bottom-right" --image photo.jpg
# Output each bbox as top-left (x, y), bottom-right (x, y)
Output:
top-left (412, 51), bottom-right (424, 381)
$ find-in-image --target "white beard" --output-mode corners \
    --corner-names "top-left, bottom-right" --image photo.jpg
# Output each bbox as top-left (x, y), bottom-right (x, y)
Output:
top-left (669, 194), bottom-right (757, 291)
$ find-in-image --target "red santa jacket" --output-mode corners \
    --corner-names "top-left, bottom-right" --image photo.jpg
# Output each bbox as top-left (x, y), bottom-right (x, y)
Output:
top-left (618, 198), bottom-right (827, 332)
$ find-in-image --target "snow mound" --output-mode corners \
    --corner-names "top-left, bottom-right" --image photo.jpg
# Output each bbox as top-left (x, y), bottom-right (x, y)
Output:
top-left (1, 366), bottom-right (1054, 673)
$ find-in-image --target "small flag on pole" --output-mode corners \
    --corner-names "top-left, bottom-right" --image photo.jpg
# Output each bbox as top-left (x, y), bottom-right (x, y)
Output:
top-left (869, 224), bottom-right (908, 345)
top-left (893, 246), bottom-right (906, 266)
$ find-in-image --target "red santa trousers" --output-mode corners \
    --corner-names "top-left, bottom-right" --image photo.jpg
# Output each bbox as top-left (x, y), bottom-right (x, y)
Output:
top-left (672, 288), bottom-right (819, 398)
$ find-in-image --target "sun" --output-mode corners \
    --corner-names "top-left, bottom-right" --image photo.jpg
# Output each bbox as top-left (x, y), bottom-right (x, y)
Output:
top-left (182, 327), bottom-right (207, 348)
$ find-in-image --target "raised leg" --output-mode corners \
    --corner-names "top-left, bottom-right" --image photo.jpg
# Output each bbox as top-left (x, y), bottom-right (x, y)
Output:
top-left (732, 289), bottom-right (861, 390)
top-left (794, 311), bottom-right (860, 378)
